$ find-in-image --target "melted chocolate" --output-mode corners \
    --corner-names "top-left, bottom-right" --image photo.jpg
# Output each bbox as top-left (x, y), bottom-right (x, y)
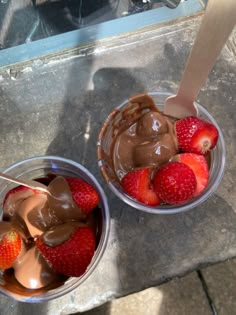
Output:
top-left (112, 94), bottom-right (179, 179)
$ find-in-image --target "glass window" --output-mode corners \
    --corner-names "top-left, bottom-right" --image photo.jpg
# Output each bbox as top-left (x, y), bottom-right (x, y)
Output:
top-left (0, 0), bottom-right (204, 67)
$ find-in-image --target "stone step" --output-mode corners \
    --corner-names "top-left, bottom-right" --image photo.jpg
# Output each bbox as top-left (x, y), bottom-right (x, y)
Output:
top-left (82, 271), bottom-right (212, 315)
top-left (82, 258), bottom-right (236, 315)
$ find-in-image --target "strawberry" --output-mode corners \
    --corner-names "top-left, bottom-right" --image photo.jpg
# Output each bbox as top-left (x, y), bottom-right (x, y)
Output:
top-left (66, 177), bottom-right (100, 214)
top-left (36, 226), bottom-right (95, 277)
top-left (121, 168), bottom-right (160, 206)
top-left (153, 162), bottom-right (197, 205)
top-left (0, 223), bottom-right (22, 269)
top-left (175, 116), bottom-right (219, 155)
top-left (173, 153), bottom-right (209, 197)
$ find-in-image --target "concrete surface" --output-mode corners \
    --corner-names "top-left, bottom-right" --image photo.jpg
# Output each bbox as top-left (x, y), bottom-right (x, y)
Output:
top-left (81, 271), bottom-right (213, 315)
top-left (81, 257), bottom-right (236, 315)
top-left (0, 13), bottom-right (235, 315)
top-left (201, 259), bottom-right (236, 315)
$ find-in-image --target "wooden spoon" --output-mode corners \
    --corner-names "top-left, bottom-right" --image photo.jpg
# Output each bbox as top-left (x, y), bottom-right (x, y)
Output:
top-left (164, 0), bottom-right (236, 118)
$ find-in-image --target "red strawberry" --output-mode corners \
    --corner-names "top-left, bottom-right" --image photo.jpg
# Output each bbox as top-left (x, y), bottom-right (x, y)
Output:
top-left (121, 168), bottom-right (160, 206)
top-left (0, 223), bottom-right (22, 269)
top-left (173, 153), bottom-right (209, 197)
top-left (66, 177), bottom-right (100, 214)
top-left (153, 162), bottom-right (197, 205)
top-left (175, 116), bottom-right (219, 155)
top-left (36, 226), bottom-right (95, 277)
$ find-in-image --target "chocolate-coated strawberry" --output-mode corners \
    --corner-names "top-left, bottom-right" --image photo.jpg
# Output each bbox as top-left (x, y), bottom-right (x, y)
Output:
top-left (175, 116), bottom-right (218, 155)
top-left (66, 177), bottom-right (100, 214)
top-left (3, 185), bottom-right (33, 207)
top-left (173, 153), bottom-right (209, 197)
top-left (36, 226), bottom-right (95, 277)
top-left (121, 168), bottom-right (160, 206)
top-left (153, 161), bottom-right (197, 205)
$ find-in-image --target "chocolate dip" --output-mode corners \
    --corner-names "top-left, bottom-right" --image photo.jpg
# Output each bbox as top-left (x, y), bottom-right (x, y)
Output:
top-left (47, 176), bottom-right (85, 223)
top-left (112, 94), bottom-right (178, 178)
top-left (42, 221), bottom-right (86, 247)
top-left (3, 176), bottom-right (85, 239)
top-left (0, 175), bottom-right (97, 291)
top-left (13, 246), bottom-right (59, 289)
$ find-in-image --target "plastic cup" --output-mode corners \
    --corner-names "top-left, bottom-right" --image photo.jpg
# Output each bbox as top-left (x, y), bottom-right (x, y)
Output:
top-left (97, 91), bottom-right (225, 214)
top-left (0, 156), bottom-right (110, 302)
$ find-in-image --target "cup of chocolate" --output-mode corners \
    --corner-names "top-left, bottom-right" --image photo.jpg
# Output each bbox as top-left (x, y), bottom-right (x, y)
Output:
top-left (97, 92), bottom-right (225, 214)
top-left (0, 156), bottom-right (110, 302)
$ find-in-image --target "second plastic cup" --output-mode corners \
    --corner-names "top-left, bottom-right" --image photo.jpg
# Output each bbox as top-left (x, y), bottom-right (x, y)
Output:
top-left (97, 91), bottom-right (225, 214)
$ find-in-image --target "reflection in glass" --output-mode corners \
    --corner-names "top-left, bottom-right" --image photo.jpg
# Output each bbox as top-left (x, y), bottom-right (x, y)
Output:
top-left (0, 0), bottom-right (182, 50)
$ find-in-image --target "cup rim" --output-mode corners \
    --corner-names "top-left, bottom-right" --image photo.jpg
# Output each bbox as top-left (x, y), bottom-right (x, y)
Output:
top-left (97, 91), bottom-right (226, 214)
top-left (0, 155), bottom-right (110, 302)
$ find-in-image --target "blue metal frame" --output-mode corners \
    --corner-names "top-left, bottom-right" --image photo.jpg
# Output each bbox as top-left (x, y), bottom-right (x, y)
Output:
top-left (0, 0), bottom-right (203, 68)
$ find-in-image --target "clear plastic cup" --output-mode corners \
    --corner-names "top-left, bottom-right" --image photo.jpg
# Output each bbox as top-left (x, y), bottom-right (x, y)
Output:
top-left (0, 156), bottom-right (110, 302)
top-left (97, 91), bottom-right (226, 214)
